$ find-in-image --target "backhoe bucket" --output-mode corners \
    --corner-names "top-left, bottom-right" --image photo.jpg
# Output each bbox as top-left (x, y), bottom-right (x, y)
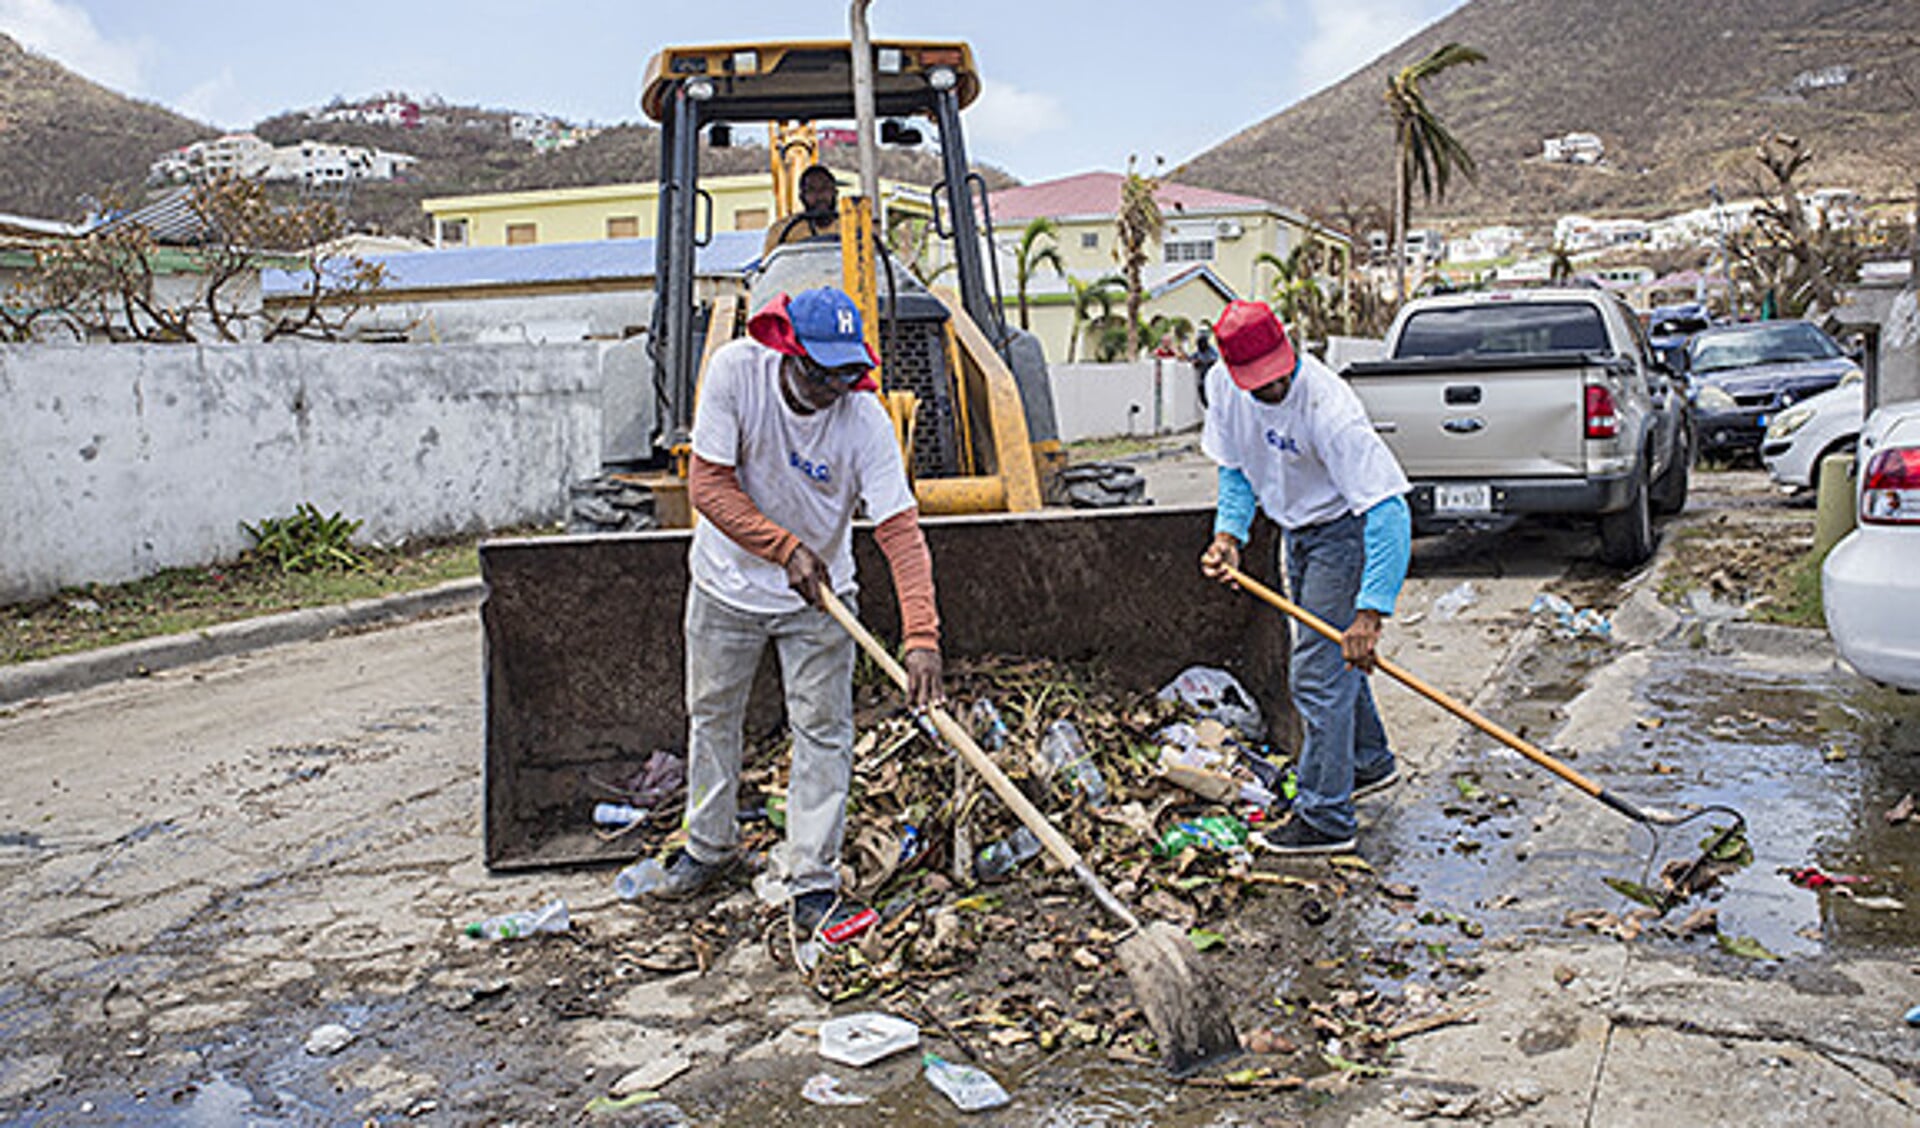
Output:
top-left (480, 506), bottom-right (1288, 870)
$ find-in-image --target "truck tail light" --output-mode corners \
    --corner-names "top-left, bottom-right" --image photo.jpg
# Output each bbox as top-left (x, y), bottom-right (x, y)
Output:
top-left (1584, 385), bottom-right (1619, 439)
top-left (1860, 445), bottom-right (1920, 525)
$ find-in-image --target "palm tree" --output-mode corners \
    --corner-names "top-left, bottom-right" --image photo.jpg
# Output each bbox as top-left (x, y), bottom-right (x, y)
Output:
top-left (1011, 217), bottom-right (1065, 331)
top-left (1548, 242), bottom-right (1576, 284)
top-left (1384, 42), bottom-right (1486, 303)
top-left (1065, 273), bottom-right (1125, 363)
top-left (1255, 245), bottom-right (1331, 341)
top-left (1113, 155), bottom-right (1164, 359)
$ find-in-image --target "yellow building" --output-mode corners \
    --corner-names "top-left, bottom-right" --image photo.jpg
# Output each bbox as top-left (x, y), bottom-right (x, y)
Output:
top-left (422, 171), bottom-right (934, 249)
top-left (987, 171), bottom-right (1352, 362)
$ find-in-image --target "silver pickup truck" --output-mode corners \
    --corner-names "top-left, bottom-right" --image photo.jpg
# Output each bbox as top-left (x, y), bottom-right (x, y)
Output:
top-left (1342, 288), bottom-right (1692, 566)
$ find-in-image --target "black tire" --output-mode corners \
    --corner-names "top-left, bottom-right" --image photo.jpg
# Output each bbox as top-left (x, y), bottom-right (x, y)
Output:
top-left (1650, 427), bottom-right (1692, 516)
top-left (1598, 470), bottom-right (1654, 567)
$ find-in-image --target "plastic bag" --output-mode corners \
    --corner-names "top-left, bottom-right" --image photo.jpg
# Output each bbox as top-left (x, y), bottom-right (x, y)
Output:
top-left (1157, 666), bottom-right (1265, 739)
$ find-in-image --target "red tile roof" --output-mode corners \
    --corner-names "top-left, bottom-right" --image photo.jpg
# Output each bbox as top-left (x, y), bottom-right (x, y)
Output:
top-left (988, 171), bottom-right (1275, 223)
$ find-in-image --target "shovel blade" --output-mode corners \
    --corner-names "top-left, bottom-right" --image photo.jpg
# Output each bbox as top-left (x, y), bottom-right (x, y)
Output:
top-left (1118, 921), bottom-right (1240, 1076)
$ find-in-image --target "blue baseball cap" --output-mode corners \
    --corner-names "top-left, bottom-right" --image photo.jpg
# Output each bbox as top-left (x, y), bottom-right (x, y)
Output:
top-left (787, 287), bottom-right (879, 371)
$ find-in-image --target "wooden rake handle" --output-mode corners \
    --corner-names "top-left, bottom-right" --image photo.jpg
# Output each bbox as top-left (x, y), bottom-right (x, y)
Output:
top-left (1222, 564), bottom-right (1615, 805)
top-left (815, 587), bottom-right (1141, 931)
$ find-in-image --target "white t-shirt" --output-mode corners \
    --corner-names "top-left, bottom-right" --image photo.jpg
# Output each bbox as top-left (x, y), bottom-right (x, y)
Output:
top-left (1201, 352), bottom-right (1409, 530)
top-left (689, 338), bottom-right (916, 614)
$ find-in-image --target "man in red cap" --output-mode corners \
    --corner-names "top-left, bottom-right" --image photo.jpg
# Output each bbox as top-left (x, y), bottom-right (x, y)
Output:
top-left (651, 285), bottom-right (944, 973)
top-left (1199, 300), bottom-right (1412, 854)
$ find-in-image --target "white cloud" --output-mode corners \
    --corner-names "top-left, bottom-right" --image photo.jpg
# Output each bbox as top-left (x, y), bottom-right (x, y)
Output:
top-left (965, 79), bottom-right (1068, 147)
top-left (1265, 0), bottom-right (1447, 97)
top-left (0, 0), bottom-right (148, 93)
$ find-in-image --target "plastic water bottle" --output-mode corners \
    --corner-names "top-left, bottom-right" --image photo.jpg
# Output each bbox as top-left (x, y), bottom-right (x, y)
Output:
top-left (1039, 719), bottom-right (1108, 806)
top-left (464, 898), bottom-right (570, 941)
top-left (593, 802), bottom-right (647, 827)
top-left (973, 827), bottom-right (1042, 882)
top-left (923, 1053), bottom-right (1010, 1111)
top-left (613, 857), bottom-right (666, 900)
top-left (969, 698), bottom-right (1010, 752)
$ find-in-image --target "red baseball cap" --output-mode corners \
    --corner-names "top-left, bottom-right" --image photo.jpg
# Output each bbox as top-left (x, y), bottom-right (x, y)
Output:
top-left (1215, 300), bottom-right (1298, 390)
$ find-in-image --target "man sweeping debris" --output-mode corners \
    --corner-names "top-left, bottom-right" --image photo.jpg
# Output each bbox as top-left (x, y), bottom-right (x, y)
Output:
top-left (1199, 300), bottom-right (1413, 854)
top-left (650, 285), bottom-right (945, 970)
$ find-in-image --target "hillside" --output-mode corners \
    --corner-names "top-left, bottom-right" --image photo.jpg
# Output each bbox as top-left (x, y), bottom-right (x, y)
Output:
top-left (0, 33), bottom-right (206, 219)
top-left (1178, 0), bottom-right (1920, 229)
top-left (0, 28), bottom-right (1015, 238)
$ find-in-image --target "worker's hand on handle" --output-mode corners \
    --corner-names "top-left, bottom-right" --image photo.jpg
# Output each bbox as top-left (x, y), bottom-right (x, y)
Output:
top-left (1343, 609), bottom-right (1383, 673)
top-left (903, 647), bottom-right (945, 710)
top-left (1199, 533), bottom-right (1242, 587)
top-left (785, 543), bottom-right (830, 606)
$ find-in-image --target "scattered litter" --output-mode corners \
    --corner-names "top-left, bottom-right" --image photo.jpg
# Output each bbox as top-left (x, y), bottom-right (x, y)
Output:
top-left (612, 1054), bottom-right (691, 1096)
top-left (1840, 893), bottom-right (1907, 912)
top-left (1431, 582), bottom-right (1478, 621)
top-left (1782, 866), bottom-right (1869, 890)
top-left (1157, 666), bottom-right (1265, 738)
top-left (974, 828), bottom-right (1042, 882)
top-left (303, 1023), bottom-right (354, 1056)
top-left (968, 698), bottom-right (1011, 751)
top-left (1716, 934), bottom-right (1780, 961)
top-left (1528, 593), bottom-right (1611, 641)
top-left (1905, 1005), bottom-right (1920, 1028)
top-left (1823, 743), bottom-right (1848, 763)
top-left (1037, 719), bottom-right (1109, 806)
top-left (464, 898), bottom-right (570, 941)
top-left (923, 1053), bottom-right (1010, 1111)
top-left (801, 1073), bottom-right (870, 1106)
top-left (1887, 793), bottom-right (1917, 825)
top-left (582, 1095), bottom-right (687, 1124)
top-left (615, 857), bottom-right (666, 900)
top-left (594, 802), bottom-right (648, 828)
top-left (1161, 815), bottom-right (1250, 857)
top-left (1388, 1079), bottom-right (1544, 1120)
top-left (818, 1012), bottom-right (919, 1067)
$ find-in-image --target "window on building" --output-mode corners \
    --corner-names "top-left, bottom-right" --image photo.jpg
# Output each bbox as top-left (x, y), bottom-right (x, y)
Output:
top-left (506, 223), bottom-right (537, 246)
top-left (734, 207), bottom-right (769, 231)
top-left (439, 218), bottom-right (468, 247)
top-left (1081, 231), bottom-right (1098, 249)
top-left (606, 216), bottom-right (639, 239)
top-left (1165, 239), bottom-right (1214, 263)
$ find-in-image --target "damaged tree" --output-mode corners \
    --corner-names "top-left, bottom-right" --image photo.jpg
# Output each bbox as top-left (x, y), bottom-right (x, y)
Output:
top-left (9, 174), bottom-right (384, 343)
top-left (1727, 132), bottom-right (1863, 318)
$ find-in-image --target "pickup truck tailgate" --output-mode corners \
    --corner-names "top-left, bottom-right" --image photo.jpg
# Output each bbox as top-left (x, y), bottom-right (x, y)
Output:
top-left (1344, 354), bottom-right (1590, 478)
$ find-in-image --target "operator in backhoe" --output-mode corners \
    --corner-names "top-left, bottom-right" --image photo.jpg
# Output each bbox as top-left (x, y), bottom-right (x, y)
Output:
top-left (762, 164), bottom-right (842, 253)
top-left (1198, 300), bottom-right (1412, 856)
top-left (651, 285), bottom-right (944, 973)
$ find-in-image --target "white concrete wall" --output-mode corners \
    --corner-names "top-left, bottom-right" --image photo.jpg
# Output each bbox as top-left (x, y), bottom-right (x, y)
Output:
top-left (0, 342), bottom-right (604, 603)
top-left (1048, 359), bottom-right (1204, 443)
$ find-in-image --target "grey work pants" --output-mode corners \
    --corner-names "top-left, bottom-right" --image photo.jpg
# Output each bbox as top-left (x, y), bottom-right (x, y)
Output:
top-left (681, 583), bottom-right (855, 897)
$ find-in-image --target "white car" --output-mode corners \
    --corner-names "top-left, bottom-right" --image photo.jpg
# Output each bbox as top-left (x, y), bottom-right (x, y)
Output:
top-left (1762, 380), bottom-right (1862, 491)
top-left (1823, 399), bottom-right (1920, 691)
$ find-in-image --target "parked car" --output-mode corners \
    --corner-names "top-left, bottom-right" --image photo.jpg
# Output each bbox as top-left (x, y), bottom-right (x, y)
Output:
top-left (1685, 320), bottom-right (1861, 458)
top-left (1344, 288), bottom-right (1691, 566)
top-left (1823, 399), bottom-right (1920, 691)
top-left (1761, 378), bottom-right (1863, 491)
top-left (1645, 301), bottom-right (1714, 374)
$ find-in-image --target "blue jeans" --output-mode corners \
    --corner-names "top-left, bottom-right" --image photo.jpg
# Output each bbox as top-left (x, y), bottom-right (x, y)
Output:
top-left (682, 583), bottom-right (855, 897)
top-left (1284, 513), bottom-right (1395, 839)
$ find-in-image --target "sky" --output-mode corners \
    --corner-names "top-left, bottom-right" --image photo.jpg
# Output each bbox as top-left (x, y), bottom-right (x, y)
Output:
top-left (0, 0), bottom-right (1469, 184)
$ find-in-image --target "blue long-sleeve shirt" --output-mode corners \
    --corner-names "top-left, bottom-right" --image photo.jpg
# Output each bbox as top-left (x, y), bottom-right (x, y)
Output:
top-left (1214, 467), bottom-right (1411, 615)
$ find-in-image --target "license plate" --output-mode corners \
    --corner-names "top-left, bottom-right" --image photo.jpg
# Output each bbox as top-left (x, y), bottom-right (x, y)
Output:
top-left (1434, 484), bottom-right (1493, 516)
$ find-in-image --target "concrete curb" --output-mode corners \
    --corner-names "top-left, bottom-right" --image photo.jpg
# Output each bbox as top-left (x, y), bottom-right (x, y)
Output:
top-left (0, 578), bottom-right (484, 707)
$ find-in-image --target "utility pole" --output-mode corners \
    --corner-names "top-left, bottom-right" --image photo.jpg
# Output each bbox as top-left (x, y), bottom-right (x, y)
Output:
top-left (849, 1), bottom-right (881, 226)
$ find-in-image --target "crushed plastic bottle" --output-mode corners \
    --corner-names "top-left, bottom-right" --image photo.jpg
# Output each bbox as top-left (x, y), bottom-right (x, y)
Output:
top-left (594, 802), bottom-right (648, 827)
top-left (968, 698), bottom-right (1011, 752)
top-left (464, 898), bottom-right (570, 941)
top-left (922, 1052), bottom-right (1010, 1111)
top-left (614, 857), bottom-right (666, 900)
top-left (1156, 815), bottom-right (1249, 857)
top-left (973, 827), bottom-right (1043, 882)
top-left (1038, 719), bottom-right (1109, 806)
top-left (1432, 581), bottom-right (1479, 620)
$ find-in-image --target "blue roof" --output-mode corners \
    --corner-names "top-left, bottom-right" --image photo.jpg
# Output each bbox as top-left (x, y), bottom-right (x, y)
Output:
top-left (262, 231), bottom-right (765, 297)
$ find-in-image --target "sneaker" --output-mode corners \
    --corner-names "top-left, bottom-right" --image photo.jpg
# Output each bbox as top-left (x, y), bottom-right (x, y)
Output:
top-left (787, 890), bottom-right (879, 972)
top-left (1353, 763), bottom-right (1400, 800)
top-left (1252, 819), bottom-right (1357, 855)
top-left (652, 847), bottom-right (732, 900)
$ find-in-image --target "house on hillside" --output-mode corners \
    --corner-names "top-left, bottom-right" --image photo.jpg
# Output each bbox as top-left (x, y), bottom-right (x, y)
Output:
top-left (421, 172), bottom-right (936, 249)
top-left (149, 134), bottom-right (418, 187)
top-left (985, 171), bottom-right (1350, 361)
top-left (1542, 132), bottom-right (1605, 165)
